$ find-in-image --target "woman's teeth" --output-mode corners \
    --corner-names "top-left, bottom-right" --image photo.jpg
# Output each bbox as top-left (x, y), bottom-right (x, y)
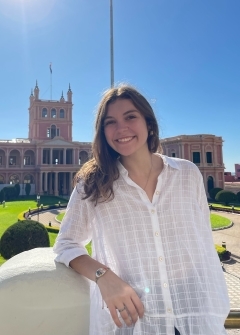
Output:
top-left (117, 137), bottom-right (133, 143)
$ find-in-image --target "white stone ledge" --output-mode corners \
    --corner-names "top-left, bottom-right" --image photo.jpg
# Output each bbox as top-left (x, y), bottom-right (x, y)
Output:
top-left (0, 248), bottom-right (90, 335)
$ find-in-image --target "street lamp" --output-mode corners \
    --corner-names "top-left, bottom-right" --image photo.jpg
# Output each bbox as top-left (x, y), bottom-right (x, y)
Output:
top-left (37, 194), bottom-right (41, 222)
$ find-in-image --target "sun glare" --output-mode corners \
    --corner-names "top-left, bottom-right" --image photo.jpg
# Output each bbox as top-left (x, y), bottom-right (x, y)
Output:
top-left (1, 0), bottom-right (57, 25)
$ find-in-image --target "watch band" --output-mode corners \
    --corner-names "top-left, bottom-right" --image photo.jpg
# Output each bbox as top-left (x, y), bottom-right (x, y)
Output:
top-left (95, 267), bottom-right (110, 283)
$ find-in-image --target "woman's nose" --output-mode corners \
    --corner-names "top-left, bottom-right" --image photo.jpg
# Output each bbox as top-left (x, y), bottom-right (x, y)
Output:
top-left (116, 122), bottom-right (128, 131)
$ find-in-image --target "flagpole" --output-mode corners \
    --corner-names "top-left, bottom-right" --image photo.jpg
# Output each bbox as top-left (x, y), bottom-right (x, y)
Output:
top-left (49, 63), bottom-right (52, 100)
top-left (110, 0), bottom-right (114, 87)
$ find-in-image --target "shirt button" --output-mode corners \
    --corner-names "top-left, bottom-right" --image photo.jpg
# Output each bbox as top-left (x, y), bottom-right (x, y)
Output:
top-left (163, 282), bottom-right (168, 288)
top-left (167, 308), bottom-right (172, 313)
top-left (155, 231), bottom-right (159, 237)
top-left (159, 256), bottom-right (163, 261)
top-left (151, 209), bottom-right (155, 214)
top-left (156, 191), bottom-right (160, 195)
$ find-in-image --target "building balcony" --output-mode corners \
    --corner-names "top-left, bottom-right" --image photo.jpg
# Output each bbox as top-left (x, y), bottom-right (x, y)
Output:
top-left (9, 164), bottom-right (21, 168)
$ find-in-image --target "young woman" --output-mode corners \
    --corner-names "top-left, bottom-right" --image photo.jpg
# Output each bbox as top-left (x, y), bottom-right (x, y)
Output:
top-left (53, 85), bottom-right (229, 335)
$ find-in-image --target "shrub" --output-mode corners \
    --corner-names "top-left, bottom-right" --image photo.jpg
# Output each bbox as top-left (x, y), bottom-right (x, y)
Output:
top-left (215, 190), bottom-right (237, 206)
top-left (237, 191), bottom-right (240, 203)
top-left (215, 245), bottom-right (231, 261)
top-left (0, 220), bottom-right (50, 260)
top-left (25, 183), bottom-right (31, 196)
top-left (209, 187), bottom-right (223, 200)
top-left (14, 183), bottom-right (20, 198)
top-left (2, 186), bottom-right (16, 201)
top-left (0, 189), bottom-right (5, 203)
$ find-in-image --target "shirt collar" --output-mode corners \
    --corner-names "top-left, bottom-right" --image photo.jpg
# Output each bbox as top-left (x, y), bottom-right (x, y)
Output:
top-left (117, 153), bottom-right (180, 177)
top-left (160, 154), bottom-right (181, 170)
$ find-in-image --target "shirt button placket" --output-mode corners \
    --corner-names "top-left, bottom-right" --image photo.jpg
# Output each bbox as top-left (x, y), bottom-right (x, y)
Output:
top-left (151, 205), bottom-right (173, 319)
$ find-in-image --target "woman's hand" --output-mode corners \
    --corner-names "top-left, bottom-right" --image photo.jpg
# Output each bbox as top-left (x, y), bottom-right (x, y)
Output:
top-left (97, 270), bottom-right (144, 328)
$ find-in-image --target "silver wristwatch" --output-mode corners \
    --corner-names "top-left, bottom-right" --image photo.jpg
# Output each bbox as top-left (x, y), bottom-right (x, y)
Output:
top-left (95, 267), bottom-right (110, 283)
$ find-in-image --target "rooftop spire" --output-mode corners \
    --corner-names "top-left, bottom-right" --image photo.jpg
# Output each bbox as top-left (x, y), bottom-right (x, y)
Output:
top-left (60, 91), bottom-right (65, 101)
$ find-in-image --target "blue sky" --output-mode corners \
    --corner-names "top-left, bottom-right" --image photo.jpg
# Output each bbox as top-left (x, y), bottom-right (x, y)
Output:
top-left (0, 0), bottom-right (239, 172)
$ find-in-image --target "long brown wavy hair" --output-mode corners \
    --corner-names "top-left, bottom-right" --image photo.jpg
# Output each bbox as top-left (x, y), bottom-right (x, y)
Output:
top-left (75, 84), bottom-right (162, 205)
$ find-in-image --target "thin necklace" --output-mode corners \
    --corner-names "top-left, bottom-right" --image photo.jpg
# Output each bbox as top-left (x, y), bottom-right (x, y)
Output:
top-left (143, 154), bottom-right (153, 191)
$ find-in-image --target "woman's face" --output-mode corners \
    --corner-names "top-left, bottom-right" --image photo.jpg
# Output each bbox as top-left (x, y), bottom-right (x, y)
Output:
top-left (103, 99), bottom-right (149, 157)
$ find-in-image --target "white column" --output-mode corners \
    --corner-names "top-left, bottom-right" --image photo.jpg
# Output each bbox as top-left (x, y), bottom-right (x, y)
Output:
top-left (6, 149), bottom-right (9, 168)
top-left (21, 149), bottom-right (24, 168)
top-left (49, 173), bottom-right (53, 195)
top-left (39, 172), bottom-right (43, 194)
top-left (54, 172), bottom-right (59, 196)
top-left (201, 141), bottom-right (205, 167)
top-left (63, 173), bottom-right (67, 195)
top-left (63, 149), bottom-right (66, 164)
top-left (44, 172), bottom-right (48, 193)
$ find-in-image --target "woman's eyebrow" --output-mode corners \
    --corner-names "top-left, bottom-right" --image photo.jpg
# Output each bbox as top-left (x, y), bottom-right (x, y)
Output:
top-left (104, 110), bottom-right (139, 120)
top-left (123, 109), bottom-right (139, 115)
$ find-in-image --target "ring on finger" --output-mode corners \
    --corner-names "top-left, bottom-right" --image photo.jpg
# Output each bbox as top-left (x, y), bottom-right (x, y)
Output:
top-left (118, 306), bottom-right (126, 313)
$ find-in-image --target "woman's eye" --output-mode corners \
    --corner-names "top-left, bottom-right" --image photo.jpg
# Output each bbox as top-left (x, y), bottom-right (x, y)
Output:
top-left (104, 120), bottom-right (115, 127)
top-left (127, 115), bottom-right (136, 120)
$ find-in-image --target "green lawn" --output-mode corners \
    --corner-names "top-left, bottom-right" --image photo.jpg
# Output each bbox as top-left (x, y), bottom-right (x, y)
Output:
top-left (210, 213), bottom-right (231, 229)
top-left (56, 212), bottom-right (65, 222)
top-left (0, 196), bottom-right (68, 266)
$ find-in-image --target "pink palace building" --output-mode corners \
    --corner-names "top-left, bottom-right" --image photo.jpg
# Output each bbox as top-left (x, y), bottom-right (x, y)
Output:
top-left (0, 82), bottom-right (225, 196)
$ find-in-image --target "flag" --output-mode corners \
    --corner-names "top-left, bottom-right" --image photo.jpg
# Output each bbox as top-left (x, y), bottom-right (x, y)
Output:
top-left (49, 63), bottom-right (52, 74)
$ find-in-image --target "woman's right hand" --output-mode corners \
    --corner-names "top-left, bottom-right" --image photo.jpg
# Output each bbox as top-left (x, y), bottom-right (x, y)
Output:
top-left (97, 270), bottom-right (144, 328)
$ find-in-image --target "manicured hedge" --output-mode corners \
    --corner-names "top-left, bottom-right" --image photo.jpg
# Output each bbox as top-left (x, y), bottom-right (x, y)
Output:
top-left (215, 190), bottom-right (237, 205)
top-left (209, 187), bottom-right (223, 200)
top-left (0, 220), bottom-right (50, 260)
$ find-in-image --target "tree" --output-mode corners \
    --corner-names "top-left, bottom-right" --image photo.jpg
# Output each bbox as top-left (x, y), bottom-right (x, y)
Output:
top-left (237, 191), bottom-right (240, 203)
top-left (215, 190), bottom-right (237, 206)
top-left (14, 183), bottom-right (20, 198)
top-left (25, 183), bottom-right (31, 196)
top-left (209, 187), bottom-right (223, 200)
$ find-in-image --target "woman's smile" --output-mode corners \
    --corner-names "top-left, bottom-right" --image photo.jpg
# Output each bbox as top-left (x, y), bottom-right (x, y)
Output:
top-left (116, 136), bottom-right (135, 143)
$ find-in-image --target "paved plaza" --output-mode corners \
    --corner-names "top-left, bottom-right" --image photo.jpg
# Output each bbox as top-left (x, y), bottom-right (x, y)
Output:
top-left (31, 208), bottom-right (240, 334)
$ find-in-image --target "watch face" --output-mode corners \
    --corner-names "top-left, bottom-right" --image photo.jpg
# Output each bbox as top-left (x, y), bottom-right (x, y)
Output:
top-left (96, 268), bottom-right (106, 278)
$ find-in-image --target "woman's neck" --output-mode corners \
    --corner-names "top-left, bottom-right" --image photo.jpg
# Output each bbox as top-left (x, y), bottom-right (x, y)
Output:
top-left (120, 150), bottom-right (154, 177)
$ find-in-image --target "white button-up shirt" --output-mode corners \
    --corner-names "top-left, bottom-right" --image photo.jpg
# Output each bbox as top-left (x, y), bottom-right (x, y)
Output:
top-left (54, 155), bottom-right (230, 335)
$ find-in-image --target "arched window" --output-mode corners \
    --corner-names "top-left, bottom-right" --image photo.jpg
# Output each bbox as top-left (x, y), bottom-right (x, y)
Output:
top-left (24, 174), bottom-right (34, 184)
top-left (47, 125), bottom-right (59, 139)
top-left (79, 151), bottom-right (89, 165)
top-left (51, 108), bottom-right (57, 118)
top-left (9, 174), bottom-right (19, 184)
top-left (42, 108), bottom-right (48, 118)
top-left (50, 125), bottom-right (56, 139)
top-left (60, 109), bottom-right (65, 118)
top-left (0, 175), bottom-right (4, 184)
top-left (207, 176), bottom-right (214, 193)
